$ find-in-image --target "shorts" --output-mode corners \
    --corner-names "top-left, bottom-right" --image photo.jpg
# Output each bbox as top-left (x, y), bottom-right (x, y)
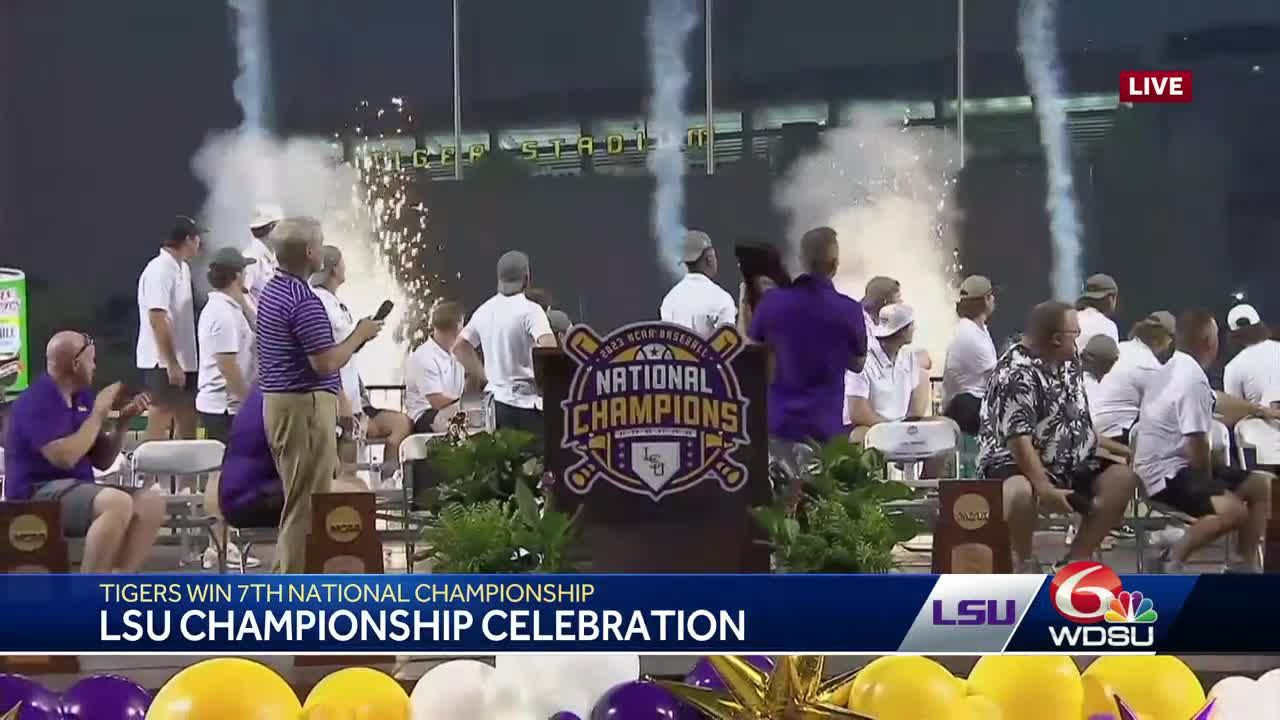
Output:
top-left (983, 462), bottom-right (1103, 515)
top-left (199, 411), bottom-right (234, 444)
top-left (944, 393), bottom-right (983, 435)
top-left (223, 494), bottom-right (284, 529)
top-left (30, 479), bottom-right (146, 537)
top-left (1151, 465), bottom-right (1248, 518)
top-left (143, 368), bottom-right (197, 407)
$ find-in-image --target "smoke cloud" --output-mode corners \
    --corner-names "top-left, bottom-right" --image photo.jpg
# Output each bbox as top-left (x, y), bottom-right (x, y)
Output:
top-left (229, 0), bottom-right (272, 132)
top-left (1018, 0), bottom-right (1081, 301)
top-left (774, 112), bottom-right (962, 367)
top-left (646, 0), bottom-right (698, 277)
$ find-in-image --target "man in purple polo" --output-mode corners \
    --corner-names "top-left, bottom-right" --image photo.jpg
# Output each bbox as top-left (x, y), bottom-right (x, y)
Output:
top-left (216, 386), bottom-right (284, 529)
top-left (255, 217), bottom-right (382, 573)
top-left (749, 227), bottom-right (867, 454)
top-left (4, 331), bottom-right (165, 572)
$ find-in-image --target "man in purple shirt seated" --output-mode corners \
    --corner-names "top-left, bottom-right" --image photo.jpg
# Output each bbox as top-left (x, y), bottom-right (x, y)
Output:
top-left (749, 227), bottom-right (868, 454)
top-left (255, 217), bottom-right (382, 573)
top-left (3, 331), bottom-right (164, 572)
top-left (216, 386), bottom-right (284, 528)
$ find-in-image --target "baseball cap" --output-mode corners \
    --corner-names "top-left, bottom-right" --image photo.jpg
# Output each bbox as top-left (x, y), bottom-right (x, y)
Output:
top-left (1083, 333), bottom-right (1120, 362)
top-left (547, 309), bottom-right (571, 335)
top-left (864, 276), bottom-right (901, 307)
top-left (1228, 303), bottom-right (1262, 329)
top-left (309, 245), bottom-right (343, 286)
top-left (1080, 273), bottom-right (1119, 299)
top-left (250, 203), bottom-right (284, 230)
top-left (169, 215), bottom-right (208, 245)
top-left (680, 230), bottom-right (713, 263)
top-left (1143, 310), bottom-right (1176, 335)
top-left (872, 303), bottom-right (915, 338)
top-left (958, 275), bottom-right (995, 298)
top-left (208, 247), bottom-right (257, 270)
top-left (497, 251), bottom-right (531, 295)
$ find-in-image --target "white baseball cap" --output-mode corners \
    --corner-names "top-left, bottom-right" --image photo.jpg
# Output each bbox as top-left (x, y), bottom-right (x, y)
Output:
top-left (250, 203), bottom-right (284, 230)
top-left (1228, 303), bottom-right (1262, 329)
top-left (872, 303), bottom-right (915, 337)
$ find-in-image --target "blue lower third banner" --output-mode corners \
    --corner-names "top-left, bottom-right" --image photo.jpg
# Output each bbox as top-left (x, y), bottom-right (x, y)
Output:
top-left (0, 568), bottom-right (1268, 654)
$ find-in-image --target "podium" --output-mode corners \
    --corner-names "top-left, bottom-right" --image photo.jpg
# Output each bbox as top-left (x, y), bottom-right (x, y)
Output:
top-left (931, 480), bottom-right (1013, 573)
top-left (535, 322), bottom-right (770, 573)
top-left (0, 501), bottom-right (79, 674)
top-left (298, 493), bottom-right (392, 668)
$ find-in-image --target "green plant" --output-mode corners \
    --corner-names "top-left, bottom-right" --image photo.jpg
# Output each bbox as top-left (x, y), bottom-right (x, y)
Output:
top-left (426, 429), bottom-right (543, 509)
top-left (421, 501), bottom-right (521, 573)
top-left (753, 437), bottom-right (922, 573)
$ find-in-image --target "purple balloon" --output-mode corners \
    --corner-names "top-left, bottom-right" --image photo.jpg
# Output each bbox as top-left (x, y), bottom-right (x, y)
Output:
top-left (684, 656), bottom-right (775, 691)
top-left (550, 714), bottom-right (583, 720)
top-left (590, 681), bottom-right (698, 720)
top-left (0, 674), bottom-right (60, 720)
top-left (62, 675), bottom-right (152, 720)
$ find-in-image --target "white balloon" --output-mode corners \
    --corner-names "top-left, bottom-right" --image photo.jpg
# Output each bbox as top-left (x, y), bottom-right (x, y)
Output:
top-left (495, 654), bottom-right (640, 717)
top-left (410, 659), bottom-right (496, 720)
top-left (1259, 669), bottom-right (1280, 695)
top-left (1208, 676), bottom-right (1280, 720)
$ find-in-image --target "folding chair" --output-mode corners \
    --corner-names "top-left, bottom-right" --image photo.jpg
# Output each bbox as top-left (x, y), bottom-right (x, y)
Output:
top-left (1235, 417), bottom-right (1280, 469)
top-left (396, 432), bottom-right (447, 571)
top-left (128, 440), bottom-right (225, 568)
top-left (863, 418), bottom-right (962, 489)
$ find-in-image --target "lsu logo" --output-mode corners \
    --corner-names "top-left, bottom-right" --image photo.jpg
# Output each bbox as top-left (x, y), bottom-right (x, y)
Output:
top-left (560, 321), bottom-right (750, 500)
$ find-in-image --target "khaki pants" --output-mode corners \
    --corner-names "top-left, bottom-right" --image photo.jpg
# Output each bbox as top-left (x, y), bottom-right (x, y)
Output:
top-left (264, 391), bottom-right (338, 573)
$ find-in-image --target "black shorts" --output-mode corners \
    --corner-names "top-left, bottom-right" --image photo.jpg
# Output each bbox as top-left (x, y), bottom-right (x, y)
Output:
top-left (944, 393), bottom-right (983, 435)
top-left (223, 494), bottom-right (284, 529)
top-left (983, 462), bottom-right (1103, 514)
top-left (1150, 465), bottom-right (1248, 518)
top-left (142, 368), bottom-right (197, 407)
top-left (199, 411), bottom-right (234, 444)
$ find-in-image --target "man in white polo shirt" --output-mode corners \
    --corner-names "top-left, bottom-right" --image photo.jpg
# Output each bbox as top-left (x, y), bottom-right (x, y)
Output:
top-left (1091, 311), bottom-right (1174, 446)
top-left (1223, 303), bottom-right (1280, 406)
top-left (136, 215), bottom-right (202, 441)
top-left (1134, 309), bottom-right (1275, 573)
top-left (845, 303), bottom-right (929, 441)
top-left (1075, 273), bottom-right (1120, 351)
top-left (942, 275), bottom-right (997, 434)
top-left (242, 203), bottom-right (282, 308)
top-left (404, 300), bottom-right (467, 434)
top-left (660, 230), bottom-right (736, 337)
top-left (454, 251), bottom-right (556, 438)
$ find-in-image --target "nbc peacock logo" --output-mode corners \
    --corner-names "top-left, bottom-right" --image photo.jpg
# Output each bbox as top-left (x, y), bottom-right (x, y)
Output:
top-left (1103, 590), bottom-right (1158, 624)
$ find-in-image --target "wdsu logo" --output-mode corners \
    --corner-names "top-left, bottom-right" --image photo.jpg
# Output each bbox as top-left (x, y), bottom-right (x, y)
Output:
top-left (560, 322), bottom-right (750, 499)
top-left (1048, 561), bottom-right (1157, 648)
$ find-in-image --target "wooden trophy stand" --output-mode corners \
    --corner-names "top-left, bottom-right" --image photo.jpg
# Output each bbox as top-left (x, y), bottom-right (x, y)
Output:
top-left (0, 501), bottom-right (79, 674)
top-left (296, 493), bottom-right (392, 668)
top-left (932, 480), bottom-right (1013, 574)
top-left (535, 335), bottom-right (771, 574)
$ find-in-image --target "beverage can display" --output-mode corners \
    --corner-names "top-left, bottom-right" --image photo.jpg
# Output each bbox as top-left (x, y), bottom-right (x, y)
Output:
top-left (0, 268), bottom-right (29, 394)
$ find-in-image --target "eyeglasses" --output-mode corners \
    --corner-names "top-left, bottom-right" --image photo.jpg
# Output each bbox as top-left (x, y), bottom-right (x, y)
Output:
top-left (73, 333), bottom-right (94, 363)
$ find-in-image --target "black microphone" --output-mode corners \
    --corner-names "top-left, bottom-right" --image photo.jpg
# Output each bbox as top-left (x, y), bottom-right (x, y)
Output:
top-left (356, 300), bottom-right (393, 352)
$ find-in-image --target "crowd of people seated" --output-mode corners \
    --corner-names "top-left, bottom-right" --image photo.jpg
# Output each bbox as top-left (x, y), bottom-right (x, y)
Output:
top-left (5, 213), bottom-right (1280, 577)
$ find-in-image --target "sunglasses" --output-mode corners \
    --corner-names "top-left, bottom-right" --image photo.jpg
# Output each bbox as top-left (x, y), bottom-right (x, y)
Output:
top-left (73, 333), bottom-right (94, 363)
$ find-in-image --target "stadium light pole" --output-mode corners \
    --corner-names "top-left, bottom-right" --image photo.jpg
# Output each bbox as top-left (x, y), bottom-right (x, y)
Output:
top-left (705, 0), bottom-right (715, 174)
top-left (453, 0), bottom-right (463, 180)
top-left (957, 0), bottom-right (966, 168)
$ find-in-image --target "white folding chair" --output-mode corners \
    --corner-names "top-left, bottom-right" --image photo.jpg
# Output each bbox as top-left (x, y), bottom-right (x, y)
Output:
top-left (863, 418), bottom-right (962, 489)
top-left (1235, 417), bottom-right (1280, 468)
top-left (398, 432), bottom-right (446, 571)
top-left (129, 439), bottom-right (225, 568)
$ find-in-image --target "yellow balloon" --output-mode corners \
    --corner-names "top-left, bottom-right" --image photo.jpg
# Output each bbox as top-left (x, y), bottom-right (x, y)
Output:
top-left (955, 695), bottom-right (1004, 720)
top-left (147, 657), bottom-right (301, 720)
top-left (967, 655), bottom-right (1082, 720)
top-left (1081, 656), bottom-right (1205, 720)
top-left (853, 656), bottom-right (964, 720)
top-left (848, 656), bottom-right (912, 713)
top-left (303, 667), bottom-right (410, 720)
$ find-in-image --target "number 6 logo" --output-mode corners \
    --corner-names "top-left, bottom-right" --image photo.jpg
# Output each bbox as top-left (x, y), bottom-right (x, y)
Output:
top-left (1050, 561), bottom-right (1123, 624)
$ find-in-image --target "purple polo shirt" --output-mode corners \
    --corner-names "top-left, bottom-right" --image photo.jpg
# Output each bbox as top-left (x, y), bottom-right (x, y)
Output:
top-left (217, 387), bottom-right (282, 517)
top-left (3, 374), bottom-right (98, 500)
top-left (255, 270), bottom-right (340, 394)
top-left (749, 274), bottom-right (868, 443)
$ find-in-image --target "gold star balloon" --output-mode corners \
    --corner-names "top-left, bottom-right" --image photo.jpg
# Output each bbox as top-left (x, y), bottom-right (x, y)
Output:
top-left (0, 704), bottom-right (19, 720)
top-left (1115, 696), bottom-right (1216, 720)
top-left (654, 656), bottom-right (870, 720)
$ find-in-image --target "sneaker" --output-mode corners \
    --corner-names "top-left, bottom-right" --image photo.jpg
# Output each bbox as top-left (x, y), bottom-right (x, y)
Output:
top-left (1110, 524), bottom-right (1137, 540)
top-left (1063, 523), bottom-right (1077, 546)
top-left (202, 544), bottom-right (262, 571)
top-left (1147, 527), bottom-right (1186, 548)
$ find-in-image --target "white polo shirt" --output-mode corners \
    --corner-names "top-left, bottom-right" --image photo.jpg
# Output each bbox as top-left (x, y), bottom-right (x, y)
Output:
top-left (136, 249), bottom-right (198, 371)
top-left (942, 318), bottom-right (997, 406)
top-left (242, 237), bottom-right (278, 307)
top-left (404, 336), bottom-right (465, 423)
top-left (312, 285), bottom-right (362, 414)
top-left (659, 272), bottom-right (736, 338)
top-left (1090, 340), bottom-right (1162, 439)
top-left (195, 291), bottom-right (255, 414)
top-left (1224, 339), bottom-right (1280, 406)
top-left (460, 292), bottom-right (553, 410)
top-left (1133, 352), bottom-right (1214, 495)
top-left (1076, 307), bottom-right (1119, 352)
top-left (844, 341), bottom-right (923, 425)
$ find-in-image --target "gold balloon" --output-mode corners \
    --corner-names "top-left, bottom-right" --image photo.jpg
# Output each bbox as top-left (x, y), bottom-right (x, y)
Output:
top-left (847, 656), bottom-right (906, 714)
top-left (147, 657), bottom-right (300, 720)
top-left (858, 656), bottom-right (963, 720)
top-left (967, 655), bottom-right (1082, 720)
top-left (655, 656), bottom-right (870, 719)
top-left (303, 667), bottom-right (409, 720)
top-left (960, 695), bottom-right (1004, 720)
top-left (1081, 656), bottom-right (1205, 720)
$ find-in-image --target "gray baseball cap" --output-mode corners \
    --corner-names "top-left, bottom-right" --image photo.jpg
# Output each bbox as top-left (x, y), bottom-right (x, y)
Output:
top-left (208, 246), bottom-right (257, 270)
top-left (958, 275), bottom-right (995, 298)
top-left (1144, 310), bottom-right (1176, 334)
top-left (497, 250), bottom-right (531, 295)
top-left (1081, 273), bottom-right (1119, 299)
top-left (1083, 333), bottom-right (1120, 362)
top-left (547, 309), bottom-right (571, 335)
top-left (680, 230), bottom-right (713, 263)
top-left (309, 245), bottom-right (343, 286)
